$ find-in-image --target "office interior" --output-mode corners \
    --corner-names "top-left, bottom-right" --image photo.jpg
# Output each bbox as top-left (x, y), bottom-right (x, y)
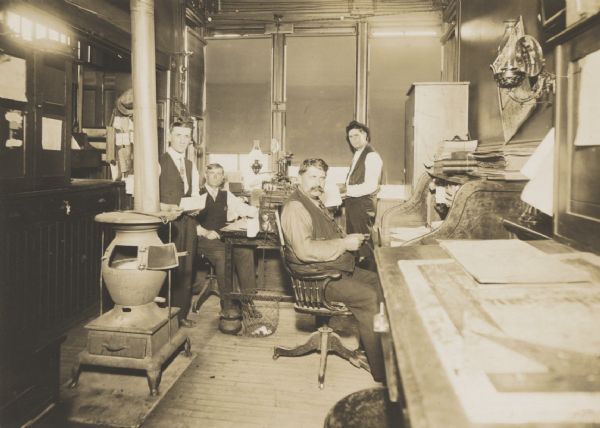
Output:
top-left (1, 0), bottom-right (600, 427)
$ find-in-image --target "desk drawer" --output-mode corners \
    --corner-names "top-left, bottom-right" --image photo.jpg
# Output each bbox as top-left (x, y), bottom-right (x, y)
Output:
top-left (88, 332), bottom-right (147, 359)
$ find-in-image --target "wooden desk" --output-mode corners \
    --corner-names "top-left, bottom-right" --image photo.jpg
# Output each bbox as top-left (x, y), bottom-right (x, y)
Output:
top-left (375, 241), bottom-right (600, 427)
top-left (378, 174), bottom-right (526, 247)
top-left (219, 228), bottom-right (290, 300)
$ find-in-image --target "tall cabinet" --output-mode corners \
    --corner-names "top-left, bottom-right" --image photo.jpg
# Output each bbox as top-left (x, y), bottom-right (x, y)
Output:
top-left (404, 82), bottom-right (469, 189)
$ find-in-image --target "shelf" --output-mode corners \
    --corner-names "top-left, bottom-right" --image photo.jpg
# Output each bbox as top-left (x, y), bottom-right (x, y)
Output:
top-left (426, 171), bottom-right (472, 184)
top-left (503, 218), bottom-right (553, 240)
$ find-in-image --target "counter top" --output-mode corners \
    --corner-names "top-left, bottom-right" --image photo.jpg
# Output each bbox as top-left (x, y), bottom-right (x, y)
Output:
top-left (375, 241), bottom-right (600, 427)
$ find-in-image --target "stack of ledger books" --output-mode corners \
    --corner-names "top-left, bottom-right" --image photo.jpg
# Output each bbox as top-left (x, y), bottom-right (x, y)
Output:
top-left (431, 150), bottom-right (507, 176)
top-left (468, 147), bottom-right (534, 180)
top-left (428, 139), bottom-right (536, 179)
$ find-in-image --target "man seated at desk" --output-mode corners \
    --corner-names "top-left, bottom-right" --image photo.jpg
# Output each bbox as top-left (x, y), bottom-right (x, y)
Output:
top-left (280, 158), bottom-right (385, 382)
top-left (196, 163), bottom-right (258, 335)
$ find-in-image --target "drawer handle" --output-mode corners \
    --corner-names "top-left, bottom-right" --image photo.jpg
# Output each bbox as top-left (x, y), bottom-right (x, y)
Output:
top-left (103, 343), bottom-right (127, 353)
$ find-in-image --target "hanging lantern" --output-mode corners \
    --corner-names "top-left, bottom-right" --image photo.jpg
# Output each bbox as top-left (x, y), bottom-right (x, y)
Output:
top-left (492, 19), bottom-right (526, 88)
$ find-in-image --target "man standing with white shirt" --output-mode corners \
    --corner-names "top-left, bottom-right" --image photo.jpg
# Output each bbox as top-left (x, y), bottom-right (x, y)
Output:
top-left (196, 163), bottom-right (258, 334)
top-left (339, 120), bottom-right (383, 265)
top-left (159, 119), bottom-right (199, 327)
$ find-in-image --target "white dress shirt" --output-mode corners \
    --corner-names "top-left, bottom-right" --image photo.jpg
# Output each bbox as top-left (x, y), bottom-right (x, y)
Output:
top-left (165, 147), bottom-right (200, 196)
top-left (345, 147), bottom-right (383, 197)
top-left (196, 184), bottom-right (258, 236)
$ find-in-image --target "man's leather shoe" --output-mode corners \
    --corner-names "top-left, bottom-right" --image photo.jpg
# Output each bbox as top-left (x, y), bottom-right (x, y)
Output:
top-left (180, 318), bottom-right (196, 328)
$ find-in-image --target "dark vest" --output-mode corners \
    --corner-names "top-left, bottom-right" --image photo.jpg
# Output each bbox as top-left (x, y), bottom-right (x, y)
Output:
top-left (283, 189), bottom-right (355, 274)
top-left (347, 144), bottom-right (380, 211)
top-left (197, 187), bottom-right (228, 231)
top-left (159, 152), bottom-right (193, 205)
top-left (348, 144), bottom-right (379, 191)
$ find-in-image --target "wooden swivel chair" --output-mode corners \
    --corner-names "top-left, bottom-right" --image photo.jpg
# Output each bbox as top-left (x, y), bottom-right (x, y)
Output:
top-left (192, 252), bottom-right (219, 313)
top-left (273, 211), bottom-right (361, 389)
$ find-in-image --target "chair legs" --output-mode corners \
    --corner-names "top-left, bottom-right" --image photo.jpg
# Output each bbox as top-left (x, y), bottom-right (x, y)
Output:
top-left (273, 324), bottom-right (358, 389)
top-left (192, 272), bottom-right (219, 313)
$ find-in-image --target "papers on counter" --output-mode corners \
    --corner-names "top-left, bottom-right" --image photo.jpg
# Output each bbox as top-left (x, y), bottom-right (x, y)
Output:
top-left (321, 180), bottom-right (342, 207)
top-left (179, 195), bottom-right (206, 212)
top-left (220, 218), bottom-right (247, 231)
top-left (439, 239), bottom-right (590, 284)
top-left (520, 128), bottom-right (554, 216)
top-left (389, 225), bottom-right (434, 246)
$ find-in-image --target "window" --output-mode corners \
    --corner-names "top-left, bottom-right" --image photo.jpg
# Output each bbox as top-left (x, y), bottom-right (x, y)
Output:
top-left (205, 38), bottom-right (271, 154)
top-left (286, 36), bottom-right (356, 166)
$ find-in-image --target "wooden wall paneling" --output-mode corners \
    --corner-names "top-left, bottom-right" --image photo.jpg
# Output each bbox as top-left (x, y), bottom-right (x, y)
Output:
top-left (554, 18), bottom-right (600, 253)
top-left (0, 181), bottom-right (124, 426)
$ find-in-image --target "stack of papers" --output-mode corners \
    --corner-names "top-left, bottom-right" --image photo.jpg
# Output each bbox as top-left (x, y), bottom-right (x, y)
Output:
top-left (179, 196), bottom-right (206, 212)
top-left (220, 218), bottom-right (247, 231)
top-left (440, 239), bottom-right (590, 284)
top-left (389, 226), bottom-right (432, 246)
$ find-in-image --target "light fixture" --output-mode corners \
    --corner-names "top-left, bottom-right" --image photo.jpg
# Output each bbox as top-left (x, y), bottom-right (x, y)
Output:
top-left (371, 29), bottom-right (438, 38)
top-left (491, 19), bottom-right (555, 103)
top-left (212, 33), bottom-right (241, 38)
top-left (492, 19), bottom-right (525, 88)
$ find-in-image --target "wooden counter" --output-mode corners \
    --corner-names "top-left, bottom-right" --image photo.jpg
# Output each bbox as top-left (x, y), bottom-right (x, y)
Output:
top-left (375, 241), bottom-right (600, 427)
top-left (0, 179), bottom-right (125, 426)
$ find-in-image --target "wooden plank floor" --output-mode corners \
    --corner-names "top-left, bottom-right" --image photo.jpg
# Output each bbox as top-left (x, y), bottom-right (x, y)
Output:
top-left (54, 295), bottom-right (379, 427)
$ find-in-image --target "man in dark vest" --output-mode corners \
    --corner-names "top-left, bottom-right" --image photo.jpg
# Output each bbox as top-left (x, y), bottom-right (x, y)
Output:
top-left (281, 158), bottom-right (385, 382)
top-left (196, 163), bottom-right (258, 335)
top-left (159, 119), bottom-right (200, 328)
top-left (339, 120), bottom-right (383, 266)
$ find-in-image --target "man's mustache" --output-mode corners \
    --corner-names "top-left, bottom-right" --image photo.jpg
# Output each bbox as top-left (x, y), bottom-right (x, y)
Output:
top-left (310, 186), bottom-right (324, 192)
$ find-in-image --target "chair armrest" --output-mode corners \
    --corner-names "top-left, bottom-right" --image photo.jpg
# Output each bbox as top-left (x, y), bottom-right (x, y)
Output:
top-left (292, 270), bottom-right (342, 281)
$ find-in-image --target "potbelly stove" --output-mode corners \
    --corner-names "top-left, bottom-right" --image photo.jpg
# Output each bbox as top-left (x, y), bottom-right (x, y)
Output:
top-left (69, 212), bottom-right (191, 396)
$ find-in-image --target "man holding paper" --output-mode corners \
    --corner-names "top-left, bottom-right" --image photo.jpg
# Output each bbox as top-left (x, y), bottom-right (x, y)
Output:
top-left (195, 163), bottom-right (258, 335)
top-left (158, 119), bottom-right (199, 328)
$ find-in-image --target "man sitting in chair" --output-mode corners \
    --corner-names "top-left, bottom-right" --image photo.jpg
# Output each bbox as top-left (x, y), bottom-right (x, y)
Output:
top-left (280, 158), bottom-right (385, 382)
top-left (196, 163), bottom-right (258, 335)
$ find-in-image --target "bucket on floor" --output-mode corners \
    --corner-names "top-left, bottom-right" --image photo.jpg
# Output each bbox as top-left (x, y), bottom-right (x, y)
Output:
top-left (323, 386), bottom-right (405, 428)
top-left (239, 293), bottom-right (280, 337)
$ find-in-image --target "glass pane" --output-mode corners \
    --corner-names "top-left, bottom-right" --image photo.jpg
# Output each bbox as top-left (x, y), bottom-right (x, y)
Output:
top-left (0, 106), bottom-right (25, 178)
top-left (570, 52), bottom-right (600, 219)
top-left (41, 58), bottom-right (66, 105)
top-left (286, 36), bottom-right (356, 167)
top-left (0, 53), bottom-right (27, 102)
top-left (205, 38), bottom-right (271, 154)
top-left (368, 36), bottom-right (440, 183)
top-left (41, 116), bottom-right (63, 151)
